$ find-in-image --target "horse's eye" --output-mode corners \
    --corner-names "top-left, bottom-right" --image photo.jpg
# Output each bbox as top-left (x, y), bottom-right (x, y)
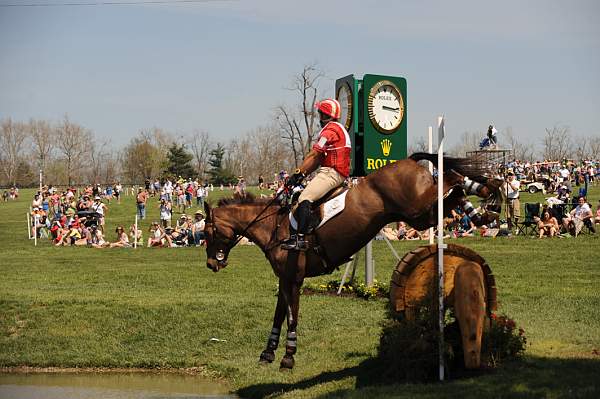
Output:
top-left (215, 251), bottom-right (225, 261)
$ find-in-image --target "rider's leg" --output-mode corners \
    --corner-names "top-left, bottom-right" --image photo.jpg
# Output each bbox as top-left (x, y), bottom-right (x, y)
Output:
top-left (281, 167), bottom-right (344, 251)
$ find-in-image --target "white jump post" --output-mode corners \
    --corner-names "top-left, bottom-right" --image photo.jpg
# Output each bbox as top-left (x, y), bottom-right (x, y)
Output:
top-left (27, 212), bottom-right (32, 239)
top-left (134, 214), bottom-right (138, 248)
top-left (365, 240), bottom-right (374, 287)
top-left (34, 214), bottom-right (39, 246)
top-left (437, 115), bottom-right (447, 381)
top-left (39, 169), bottom-right (43, 193)
top-left (428, 126), bottom-right (435, 245)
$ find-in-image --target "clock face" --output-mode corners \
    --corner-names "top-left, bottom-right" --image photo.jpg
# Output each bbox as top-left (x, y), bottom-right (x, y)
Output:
top-left (336, 82), bottom-right (353, 130)
top-left (367, 80), bottom-right (404, 134)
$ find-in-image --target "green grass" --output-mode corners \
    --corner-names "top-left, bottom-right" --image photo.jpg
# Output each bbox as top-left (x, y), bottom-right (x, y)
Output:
top-left (1, 187), bottom-right (599, 398)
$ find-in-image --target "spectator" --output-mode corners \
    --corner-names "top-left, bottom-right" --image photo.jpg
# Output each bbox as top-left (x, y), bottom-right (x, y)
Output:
top-left (159, 198), bottom-right (172, 228)
top-left (502, 170), bottom-right (521, 232)
top-left (176, 185), bottom-right (186, 213)
top-left (196, 183), bottom-right (206, 208)
top-left (595, 200), bottom-right (600, 226)
top-left (129, 224), bottom-right (143, 246)
top-left (90, 196), bottom-right (107, 231)
top-left (537, 209), bottom-right (559, 238)
top-left (114, 182), bottom-right (122, 204)
top-left (109, 226), bottom-right (131, 248)
top-left (31, 194), bottom-right (42, 209)
top-left (235, 176), bottom-right (247, 196)
top-left (563, 196), bottom-right (595, 236)
top-left (191, 211), bottom-right (205, 246)
top-left (147, 222), bottom-right (167, 247)
top-left (136, 188), bottom-right (148, 220)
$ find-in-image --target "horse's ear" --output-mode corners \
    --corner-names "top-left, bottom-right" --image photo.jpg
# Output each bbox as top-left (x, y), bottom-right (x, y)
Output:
top-left (204, 201), bottom-right (212, 220)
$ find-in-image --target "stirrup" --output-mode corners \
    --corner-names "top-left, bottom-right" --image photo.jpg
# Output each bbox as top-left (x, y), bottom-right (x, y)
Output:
top-left (281, 235), bottom-right (309, 251)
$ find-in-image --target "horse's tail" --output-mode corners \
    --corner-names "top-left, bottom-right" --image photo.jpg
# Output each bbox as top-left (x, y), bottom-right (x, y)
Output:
top-left (409, 152), bottom-right (489, 181)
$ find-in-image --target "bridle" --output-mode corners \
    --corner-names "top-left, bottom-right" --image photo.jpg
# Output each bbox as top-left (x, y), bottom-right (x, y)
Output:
top-left (206, 188), bottom-right (292, 264)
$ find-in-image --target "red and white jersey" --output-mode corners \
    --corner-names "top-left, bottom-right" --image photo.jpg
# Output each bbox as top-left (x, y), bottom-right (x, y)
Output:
top-left (312, 121), bottom-right (351, 177)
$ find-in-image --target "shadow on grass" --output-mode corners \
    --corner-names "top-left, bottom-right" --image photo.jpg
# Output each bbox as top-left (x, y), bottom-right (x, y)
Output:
top-left (236, 355), bottom-right (600, 399)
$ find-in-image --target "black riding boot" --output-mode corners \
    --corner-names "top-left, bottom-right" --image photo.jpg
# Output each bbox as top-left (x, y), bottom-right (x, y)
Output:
top-left (281, 200), bottom-right (311, 251)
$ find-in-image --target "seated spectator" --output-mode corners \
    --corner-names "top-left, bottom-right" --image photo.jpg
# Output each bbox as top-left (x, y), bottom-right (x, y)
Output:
top-left (377, 225), bottom-right (398, 241)
top-left (109, 225), bottom-right (131, 248)
top-left (129, 224), bottom-right (143, 246)
top-left (31, 194), bottom-right (42, 209)
top-left (537, 209), bottom-right (559, 238)
top-left (563, 196), bottom-right (595, 235)
top-left (397, 222), bottom-right (422, 240)
top-left (165, 226), bottom-right (187, 247)
top-left (147, 222), bottom-right (168, 247)
top-left (191, 211), bottom-right (205, 246)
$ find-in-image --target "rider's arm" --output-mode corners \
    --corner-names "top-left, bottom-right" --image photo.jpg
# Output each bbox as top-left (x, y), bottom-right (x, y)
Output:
top-left (297, 150), bottom-right (325, 176)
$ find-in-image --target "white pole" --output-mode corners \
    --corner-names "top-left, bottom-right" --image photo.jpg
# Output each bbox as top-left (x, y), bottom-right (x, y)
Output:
top-left (27, 212), bottom-right (32, 239)
top-left (428, 126), bottom-right (435, 245)
top-left (437, 115), bottom-right (446, 381)
top-left (134, 214), bottom-right (138, 249)
top-left (39, 169), bottom-right (43, 193)
top-left (365, 240), bottom-right (374, 287)
top-left (34, 214), bottom-right (39, 246)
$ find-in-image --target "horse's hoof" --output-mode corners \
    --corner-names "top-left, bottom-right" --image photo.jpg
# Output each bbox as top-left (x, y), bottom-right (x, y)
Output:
top-left (259, 350), bottom-right (275, 364)
top-left (279, 354), bottom-right (295, 370)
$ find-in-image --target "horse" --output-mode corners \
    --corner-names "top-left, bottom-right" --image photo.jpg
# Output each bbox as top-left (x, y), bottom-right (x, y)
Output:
top-left (202, 152), bottom-right (491, 369)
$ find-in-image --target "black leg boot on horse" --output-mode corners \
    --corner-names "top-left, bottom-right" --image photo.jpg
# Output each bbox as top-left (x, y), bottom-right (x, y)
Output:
top-left (281, 200), bottom-right (311, 251)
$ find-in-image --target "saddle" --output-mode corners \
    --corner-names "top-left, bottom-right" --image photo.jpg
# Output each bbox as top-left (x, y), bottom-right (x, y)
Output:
top-left (288, 185), bottom-right (349, 234)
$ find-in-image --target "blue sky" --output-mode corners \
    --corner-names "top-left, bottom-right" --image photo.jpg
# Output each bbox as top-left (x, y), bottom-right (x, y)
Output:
top-left (1, 0), bottom-right (599, 151)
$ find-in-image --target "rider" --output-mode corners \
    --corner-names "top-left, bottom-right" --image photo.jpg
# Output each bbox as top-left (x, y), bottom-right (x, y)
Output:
top-left (487, 124), bottom-right (498, 148)
top-left (281, 98), bottom-right (351, 251)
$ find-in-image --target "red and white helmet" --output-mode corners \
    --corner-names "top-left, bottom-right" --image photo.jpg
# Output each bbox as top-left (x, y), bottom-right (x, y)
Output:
top-left (315, 98), bottom-right (341, 120)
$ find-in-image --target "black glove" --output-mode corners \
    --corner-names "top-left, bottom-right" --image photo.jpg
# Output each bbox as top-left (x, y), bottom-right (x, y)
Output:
top-left (286, 169), bottom-right (305, 188)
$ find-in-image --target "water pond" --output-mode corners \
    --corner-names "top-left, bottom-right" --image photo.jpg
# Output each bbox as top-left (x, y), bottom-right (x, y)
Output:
top-left (0, 372), bottom-right (237, 399)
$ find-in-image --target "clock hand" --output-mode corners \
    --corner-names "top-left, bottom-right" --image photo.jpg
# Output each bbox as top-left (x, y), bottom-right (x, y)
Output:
top-left (382, 106), bottom-right (399, 112)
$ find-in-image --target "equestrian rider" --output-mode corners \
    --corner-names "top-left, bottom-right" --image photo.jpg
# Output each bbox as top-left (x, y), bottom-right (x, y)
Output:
top-left (281, 98), bottom-right (351, 251)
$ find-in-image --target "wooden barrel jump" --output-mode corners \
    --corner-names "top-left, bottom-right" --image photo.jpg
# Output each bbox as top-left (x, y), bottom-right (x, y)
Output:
top-left (389, 243), bottom-right (497, 369)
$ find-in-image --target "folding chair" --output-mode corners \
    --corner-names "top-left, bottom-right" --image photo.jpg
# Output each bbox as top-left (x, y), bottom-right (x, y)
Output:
top-left (516, 203), bottom-right (541, 236)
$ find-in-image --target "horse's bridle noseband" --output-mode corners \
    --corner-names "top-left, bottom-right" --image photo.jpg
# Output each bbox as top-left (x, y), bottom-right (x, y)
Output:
top-left (205, 218), bottom-right (238, 265)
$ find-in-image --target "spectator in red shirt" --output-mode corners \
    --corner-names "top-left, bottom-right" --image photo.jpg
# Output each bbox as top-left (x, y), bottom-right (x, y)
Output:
top-left (281, 98), bottom-right (351, 251)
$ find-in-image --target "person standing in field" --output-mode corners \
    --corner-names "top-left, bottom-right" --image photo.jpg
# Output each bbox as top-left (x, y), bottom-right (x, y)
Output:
top-left (136, 188), bottom-right (148, 220)
top-left (159, 198), bottom-right (172, 228)
top-left (502, 170), bottom-right (521, 233)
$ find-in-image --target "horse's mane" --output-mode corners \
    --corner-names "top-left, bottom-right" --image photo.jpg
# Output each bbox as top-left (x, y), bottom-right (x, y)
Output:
top-left (217, 193), bottom-right (274, 207)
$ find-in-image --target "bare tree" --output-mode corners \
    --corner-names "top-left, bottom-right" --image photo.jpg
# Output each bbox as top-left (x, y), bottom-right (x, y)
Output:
top-left (275, 63), bottom-right (323, 166)
top-left (448, 131), bottom-right (480, 157)
top-left (589, 136), bottom-right (600, 160)
top-left (542, 124), bottom-right (573, 161)
top-left (502, 126), bottom-right (535, 161)
top-left (0, 118), bottom-right (29, 186)
top-left (408, 136), bottom-right (428, 154)
top-left (86, 139), bottom-right (109, 184)
top-left (188, 129), bottom-right (212, 180)
top-left (572, 135), bottom-right (590, 162)
top-left (122, 128), bottom-right (172, 183)
top-left (55, 115), bottom-right (92, 185)
top-left (29, 118), bottom-right (54, 174)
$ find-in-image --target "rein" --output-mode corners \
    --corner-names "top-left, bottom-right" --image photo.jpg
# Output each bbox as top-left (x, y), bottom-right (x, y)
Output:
top-left (210, 189), bottom-right (290, 252)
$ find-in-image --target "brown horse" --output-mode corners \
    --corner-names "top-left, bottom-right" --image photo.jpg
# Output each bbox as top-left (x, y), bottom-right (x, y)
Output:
top-left (203, 152), bottom-right (489, 369)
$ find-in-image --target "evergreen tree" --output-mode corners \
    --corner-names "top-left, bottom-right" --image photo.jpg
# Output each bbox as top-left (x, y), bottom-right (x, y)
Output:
top-left (207, 143), bottom-right (236, 184)
top-left (164, 143), bottom-right (195, 179)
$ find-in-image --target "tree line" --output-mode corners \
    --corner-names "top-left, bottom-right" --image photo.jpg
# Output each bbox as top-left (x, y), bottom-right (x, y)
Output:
top-left (2, 64), bottom-right (599, 187)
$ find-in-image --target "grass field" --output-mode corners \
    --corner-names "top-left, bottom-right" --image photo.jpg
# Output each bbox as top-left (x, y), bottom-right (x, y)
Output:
top-left (1, 187), bottom-right (599, 398)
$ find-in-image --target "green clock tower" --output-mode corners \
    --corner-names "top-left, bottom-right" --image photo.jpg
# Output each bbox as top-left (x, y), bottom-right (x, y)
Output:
top-left (335, 74), bottom-right (407, 176)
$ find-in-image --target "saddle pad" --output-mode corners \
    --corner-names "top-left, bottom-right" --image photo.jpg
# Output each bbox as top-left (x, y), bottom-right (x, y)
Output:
top-left (289, 190), bottom-right (349, 231)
